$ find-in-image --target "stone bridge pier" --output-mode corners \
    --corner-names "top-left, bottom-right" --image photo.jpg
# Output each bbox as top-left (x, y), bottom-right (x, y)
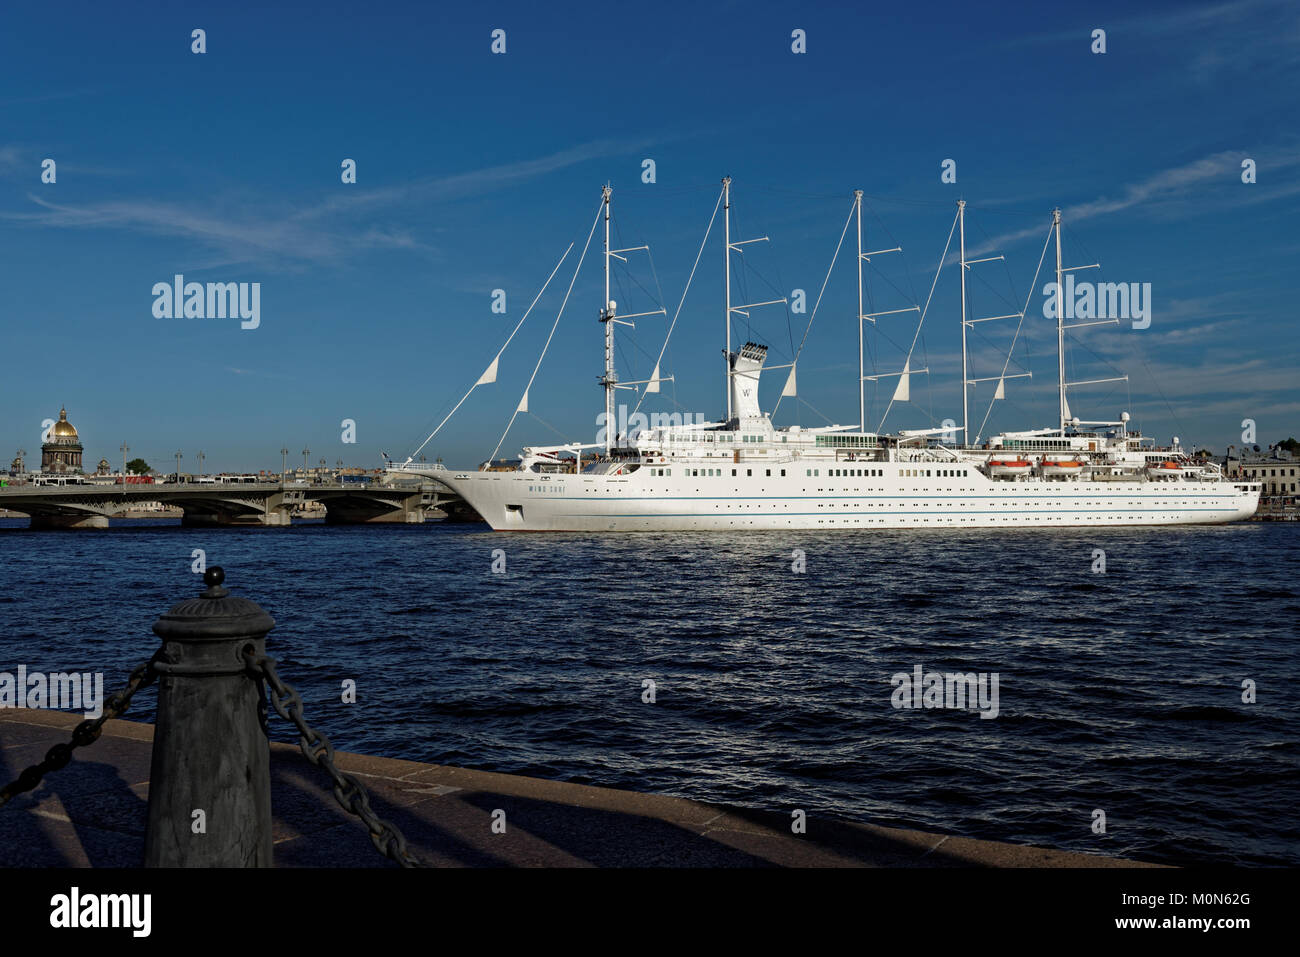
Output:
top-left (0, 481), bottom-right (473, 528)
top-left (177, 488), bottom-right (298, 527)
top-left (29, 510), bottom-right (112, 529)
top-left (316, 488), bottom-right (428, 524)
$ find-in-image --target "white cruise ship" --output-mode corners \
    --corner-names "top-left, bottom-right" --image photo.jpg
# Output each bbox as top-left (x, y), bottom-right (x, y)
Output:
top-left (390, 181), bottom-right (1260, 531)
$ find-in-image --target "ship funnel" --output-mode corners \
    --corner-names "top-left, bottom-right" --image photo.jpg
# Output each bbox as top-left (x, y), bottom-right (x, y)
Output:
top-left (729, 342), bottom-right (767, 420)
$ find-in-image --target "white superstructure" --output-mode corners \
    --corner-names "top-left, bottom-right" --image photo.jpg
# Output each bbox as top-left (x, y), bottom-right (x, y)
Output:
top-left (391, 182), bottom-right (1260, 531)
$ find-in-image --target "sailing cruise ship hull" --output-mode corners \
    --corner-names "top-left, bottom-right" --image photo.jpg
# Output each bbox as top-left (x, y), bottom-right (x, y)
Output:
top-left (393, 181), bottom-right (1261, 535)
top-left (430, 469), bottom-right (1259, 531)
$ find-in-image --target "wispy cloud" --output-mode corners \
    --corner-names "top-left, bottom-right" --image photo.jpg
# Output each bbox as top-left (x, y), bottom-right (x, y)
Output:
top-left (1009, 0), bottom-right (1300, 81)
top-left (4, 193), bottom-right (350, 265)
top-left (0, 137), bottom-right (651, 268)
top-left (291, 137), bottom-right (654, 222)
top-left (967, 146), bottom-right (1300, 256)
top-left (0, 88), bottom-right (100, 108)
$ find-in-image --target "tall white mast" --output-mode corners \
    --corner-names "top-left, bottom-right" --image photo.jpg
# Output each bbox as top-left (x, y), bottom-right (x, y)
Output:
top-left (958, 199), bottom-right (969, 447)
top-left (1053, 207), bottom-right (1065, 434)
top-left (855, 190), bottom-right (864, 431)
top-left (723, 176), bottom-right (732, 422)
top-left (600, 184), bottom-right (615, 454)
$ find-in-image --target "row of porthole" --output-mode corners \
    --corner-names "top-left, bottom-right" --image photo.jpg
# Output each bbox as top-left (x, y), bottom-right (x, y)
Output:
top-left (701, 513), bottom-right (1183, 526)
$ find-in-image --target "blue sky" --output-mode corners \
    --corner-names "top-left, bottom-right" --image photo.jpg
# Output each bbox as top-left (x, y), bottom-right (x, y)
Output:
top-left (2, 0), bottom-right (1297, 472)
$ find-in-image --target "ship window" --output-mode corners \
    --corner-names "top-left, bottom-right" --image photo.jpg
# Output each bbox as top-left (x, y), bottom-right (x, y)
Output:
top-left (733, 469), bottom-right (737, 477)
top-left (746, 469), bottom-right (752, 476)
top-left (806, 469), bottom-right (811, 477)
top-left (765, 469), bottom-right (771, 477)
top-left (780, 469), bottom-right (786, 477)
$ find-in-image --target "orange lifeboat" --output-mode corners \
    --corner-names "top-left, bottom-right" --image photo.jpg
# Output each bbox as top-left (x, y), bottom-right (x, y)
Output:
top-left (987, 458), bottom-right (1032, 477)
top-left (1147, 460), bottom-right (1183, 477)
top-left (1041, 457), bottom-right (1084, 476)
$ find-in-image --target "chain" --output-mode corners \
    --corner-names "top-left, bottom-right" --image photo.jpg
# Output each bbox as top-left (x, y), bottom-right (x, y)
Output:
top-left (0, 654), bottom-right (161, 810)
top-left (242, 648), bottom-right (425, 868)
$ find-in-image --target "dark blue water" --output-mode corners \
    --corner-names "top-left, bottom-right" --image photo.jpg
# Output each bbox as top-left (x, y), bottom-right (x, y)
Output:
top-left (2, 517), bottom-right (1297, 865)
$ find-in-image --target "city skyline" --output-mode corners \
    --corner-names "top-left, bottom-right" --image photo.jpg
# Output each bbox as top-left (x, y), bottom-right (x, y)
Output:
top-left (2, 0), bottom-right (1297, 472)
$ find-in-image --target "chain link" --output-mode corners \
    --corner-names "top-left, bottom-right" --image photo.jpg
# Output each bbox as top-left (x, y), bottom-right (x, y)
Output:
top-left (0, 654), bottom-right (161, 809)
top-left (243, 648), bottom-right (425, 868)
top-left (1, 648), bottom-right (425, 869)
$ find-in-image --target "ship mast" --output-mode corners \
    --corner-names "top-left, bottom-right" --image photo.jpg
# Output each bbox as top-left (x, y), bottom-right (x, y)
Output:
top-left (723, 176), bottom-right (732, 422)
top-left (855, 190), bottom-right (865, 431)
top-left (1053, 207), bottom-right (1065, 434)
top-left (600, 184), bottom-right (615, 454)
top-left (958, 199), bottom-right (969, 446)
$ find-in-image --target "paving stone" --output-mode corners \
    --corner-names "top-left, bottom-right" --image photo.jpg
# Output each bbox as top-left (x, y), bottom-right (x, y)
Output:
top-left (0, 710), bottom-right (1162, 869)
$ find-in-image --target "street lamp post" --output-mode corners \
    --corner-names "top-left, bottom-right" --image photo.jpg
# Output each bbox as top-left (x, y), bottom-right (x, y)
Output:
top-left (302, 448), bottom-right (310, 478)
top-left (121, 442), bottom-right (130, 498)
top-left (174, 450), bottom-right (183, 484)
top-left (280, 446), bottom-right (288, 487)
top-left (197, 450), bottom-right (205, 481)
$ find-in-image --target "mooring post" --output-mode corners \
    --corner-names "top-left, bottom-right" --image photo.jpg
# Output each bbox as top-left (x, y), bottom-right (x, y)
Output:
top-left (144, 566), bottom-right (275, 867)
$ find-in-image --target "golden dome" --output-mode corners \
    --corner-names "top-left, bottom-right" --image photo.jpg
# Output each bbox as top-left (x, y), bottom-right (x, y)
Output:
top-left (51, 407), bottom-right (78, 438)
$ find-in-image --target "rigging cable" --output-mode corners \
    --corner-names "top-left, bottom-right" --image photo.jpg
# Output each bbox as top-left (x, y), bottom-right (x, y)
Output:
top-left (487, 200), bottom-right (604, 462)
top-left (632, 185), bottom-right (725, 415)
top-left (975, 222), bottom-right (1053, 441)
top-left (876, 208), bottom-right (959, 433)
top-left (771, 198), bottom-right (855, 418)
top-left (404, 239), bottom-right (576, 464)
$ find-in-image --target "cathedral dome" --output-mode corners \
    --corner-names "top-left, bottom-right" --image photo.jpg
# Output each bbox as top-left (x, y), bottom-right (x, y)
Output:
top-left (51, 407), bottom-right (78, 438)
top-left (41, 406), bottom-right (84, 474)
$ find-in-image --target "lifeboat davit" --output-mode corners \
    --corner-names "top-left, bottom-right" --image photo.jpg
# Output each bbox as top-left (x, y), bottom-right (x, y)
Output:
top-left (987, 458), bottom-right (1032, 477)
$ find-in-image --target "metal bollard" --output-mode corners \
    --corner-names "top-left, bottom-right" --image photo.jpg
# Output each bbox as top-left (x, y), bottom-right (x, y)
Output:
top-left (144, 566), bottom-right (276, 867)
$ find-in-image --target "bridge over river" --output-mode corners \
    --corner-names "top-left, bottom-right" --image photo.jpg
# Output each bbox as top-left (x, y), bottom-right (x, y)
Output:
top-left (0, 481), bottom-right (477, 528)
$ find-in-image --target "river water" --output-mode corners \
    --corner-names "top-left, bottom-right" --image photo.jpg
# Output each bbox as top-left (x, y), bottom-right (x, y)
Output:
top-left (2, 517), bottom-right (1296, 865)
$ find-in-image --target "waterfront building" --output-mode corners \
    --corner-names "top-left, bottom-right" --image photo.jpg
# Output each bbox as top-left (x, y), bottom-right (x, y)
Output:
top-left (40, 407), bottom-right (84, 474)
top-left (1241, 453), bottom-right (1297, 497)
